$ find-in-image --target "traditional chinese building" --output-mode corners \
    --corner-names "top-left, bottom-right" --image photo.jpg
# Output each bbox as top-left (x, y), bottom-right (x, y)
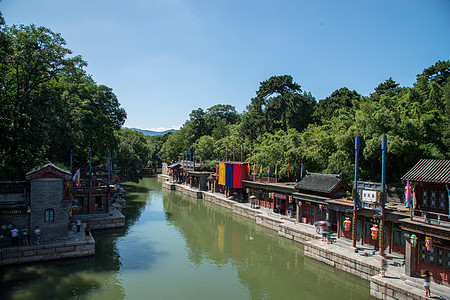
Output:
top-left (400, 159), bottom-right (450, 285)
top-left (71, 167), bottom-right (112, 215)
top-left (327, 188), bottom-right (409, 254)
top-left (294, 172), bottom-right (351, 228)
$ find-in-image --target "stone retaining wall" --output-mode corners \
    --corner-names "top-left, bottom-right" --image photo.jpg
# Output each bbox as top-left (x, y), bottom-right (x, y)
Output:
top-left (279, 224), bottom-right (319, 244)
top-left (203, 192), bottom-right (236, 210)
top-left (370, 275), bottom-right (425, 300)
top-left (304, 242), bottom-right (379, 281)
top-left (0, 239), bottom-right (95, 266)
top-left (86, 216), bottom-right (125, 230)
top-left (232, 205), bottom-right (260, 220)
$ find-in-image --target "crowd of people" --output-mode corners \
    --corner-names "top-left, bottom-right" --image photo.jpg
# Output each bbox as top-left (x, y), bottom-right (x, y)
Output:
top-left (9, 226), bottom-right (40, 246)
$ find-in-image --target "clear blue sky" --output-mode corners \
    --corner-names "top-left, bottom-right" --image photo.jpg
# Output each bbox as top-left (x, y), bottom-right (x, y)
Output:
top-left (2, 0), bottom-right (449, 131)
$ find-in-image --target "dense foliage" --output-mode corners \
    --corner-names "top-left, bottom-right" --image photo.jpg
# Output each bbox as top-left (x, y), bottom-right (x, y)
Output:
top-left (160, 63), bottom-right (450, 186)
top-left (0, 16), bottom-right (153, 181)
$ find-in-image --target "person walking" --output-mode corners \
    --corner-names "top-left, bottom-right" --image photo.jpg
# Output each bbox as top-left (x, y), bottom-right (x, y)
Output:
top-left (10, 226), bottom-right (19, 246)
top-left (21, 226), bottom-right (29, 245)
top-left (34, 226), bottom-right (41, 245)
top-left (421, 269), bottom-right (431, 298)
top-left (76, 219), bottom-right (81, 232)
top-left (84, 225), bottom-right (90, 240)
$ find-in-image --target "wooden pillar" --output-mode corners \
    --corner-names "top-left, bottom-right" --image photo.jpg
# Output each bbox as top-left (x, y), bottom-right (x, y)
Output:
top-left (285, 193), bottom-right (288, 216)
top-left (404, 232), bottom-right (417, 276)
top-left (314, 204), bottom-right (317, 224)
top-left (337, 211), bottom-right (341, 238)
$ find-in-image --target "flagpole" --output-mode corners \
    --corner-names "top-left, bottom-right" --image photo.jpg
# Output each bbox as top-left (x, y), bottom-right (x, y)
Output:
top-left (70, 149), bottom-right (73, 173)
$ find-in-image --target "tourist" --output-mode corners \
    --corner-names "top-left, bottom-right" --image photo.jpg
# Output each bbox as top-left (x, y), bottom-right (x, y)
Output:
top-left (84, 226), bottom-right (90, 240)
top-left (76, 219), bottom-right (81, 232)
top-left (21, 226), bottom-right (29, 245)
top-left (314, 221), bottom-right (321, 234)
top-left (326, 226), bottom-right (332, 244)
top-left (10, 226), bottom-right (19, 246)
top-left (250, 195), bottom-right (256, 208)
top-left (34, 226), bottom-right (41, 245)
top-left (321, 224), bottom-right (328, 241)
top-left (421, 269), bottom-right (431, 298)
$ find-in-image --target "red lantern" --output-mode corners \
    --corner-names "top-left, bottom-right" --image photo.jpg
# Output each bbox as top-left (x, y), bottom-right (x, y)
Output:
top-left (288, 196), bottom-right (293, 203)
top-left (298, 201), bottom-right (302, 207)
top-left (370, 224), bottom-right (379, 240)
top-left (319, 204), bottom-right (324, 210)
top-left (425, 236), bottom-right (433, 251)
top-left (343, 217), bottom-right (351, 231)
top-left (271, 192), bottom-right (275, 200)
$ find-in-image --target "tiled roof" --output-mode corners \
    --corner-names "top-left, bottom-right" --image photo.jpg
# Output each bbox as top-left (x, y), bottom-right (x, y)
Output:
top-left (401, 159), bottom-right (450, 184)
top-left (168, 162), bottom-right (181, 169)
top-left (294, 172), bottom-right (344, 193)
top-left (25, 163), bottom-right (72, 180)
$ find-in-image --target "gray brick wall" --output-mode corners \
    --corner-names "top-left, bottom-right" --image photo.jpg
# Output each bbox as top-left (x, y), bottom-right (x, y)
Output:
top-left (30, 178), bottom-right (70, 239)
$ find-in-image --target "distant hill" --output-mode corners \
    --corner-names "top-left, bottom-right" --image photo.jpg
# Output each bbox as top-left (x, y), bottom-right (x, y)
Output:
top-left (125, 128), bottom-right (177, 136)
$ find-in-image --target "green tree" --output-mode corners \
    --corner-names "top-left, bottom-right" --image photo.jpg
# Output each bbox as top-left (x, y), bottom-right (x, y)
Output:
top-left (115, 129), bottom-right (152, 182)
top-left (241, 75), bottom-right (315, 139)
top-left (313, 87), bottom-right (360, 124)
top-left (0, 23), bottom-right (126, 179)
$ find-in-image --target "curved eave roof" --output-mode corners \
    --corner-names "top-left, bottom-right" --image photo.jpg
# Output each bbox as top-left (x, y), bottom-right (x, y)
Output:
top-left (401, 159), bottom-right (450, 184)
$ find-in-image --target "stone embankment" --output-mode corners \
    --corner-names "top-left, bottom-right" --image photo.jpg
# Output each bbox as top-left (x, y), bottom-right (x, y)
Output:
top-left (71, 207), bottom-right (125, 230)
top-left (160, 175), bottom-right (449, 300)
top-left (0, 230), bottom-right (94, 266)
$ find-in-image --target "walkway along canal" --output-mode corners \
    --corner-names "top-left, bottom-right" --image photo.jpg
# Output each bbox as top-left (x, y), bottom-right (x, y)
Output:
top-left (0, 177), bottom-right (371, 299)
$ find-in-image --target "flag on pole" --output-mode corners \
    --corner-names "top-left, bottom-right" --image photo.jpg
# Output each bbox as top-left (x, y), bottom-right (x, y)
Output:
top-left (268, 163), bottom-right (270, 176)
top-left (248, 163), bottom-right (250, 174)
top-left (287, 163), bottom-right (290, 178)
top-left (300, 163), bottom-right (303, 180)
top-left (253, 163), bottom-right (256, 174)
top-left (259, 164), bottom-right (263, 175)
top-left (72, 169), bottom-right (80, 186)
top-left (405, 180), bottom-right (413, 208)
top-left (275, 164), bottom-right (278, 179)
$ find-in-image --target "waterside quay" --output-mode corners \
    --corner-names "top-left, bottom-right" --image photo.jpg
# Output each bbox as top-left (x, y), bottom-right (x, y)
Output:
top-left (160, 174), bottom-right (449, 300)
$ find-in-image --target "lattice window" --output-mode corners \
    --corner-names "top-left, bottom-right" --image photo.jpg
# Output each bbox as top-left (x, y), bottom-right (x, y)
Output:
top-left (422, 190), bottom-right (428, 207)
top-left (438, 191), bottom-right (446, 211)
top-left (420, 244), bottom-right (427, 262)
top-left (365, 223), bottom-right (371, 237)
top-left (393, 230), bottom-right (399, 244)
top-left (400, 231), bottom-right (405, 245)
top-left (44, 209), bottom-right (54, 223)
top-left (446, 250), bottom-right (450, 269)
top-left (436, 247), bottom-right (444, 267)
top-left (430, 190), bottom-right (437, 209)
top-left (318, 208), bottom-right (326, 219)
top-left (429, 246), bottom-right (436, 264)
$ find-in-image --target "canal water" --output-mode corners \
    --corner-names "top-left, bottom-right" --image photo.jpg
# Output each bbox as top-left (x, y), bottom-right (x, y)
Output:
top-left (0, 177), bottom-right (371, 299)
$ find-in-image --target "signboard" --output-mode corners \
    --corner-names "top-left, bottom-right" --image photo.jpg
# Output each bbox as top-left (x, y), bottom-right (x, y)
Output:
top-left (362, 190), bottom-right (377, 203)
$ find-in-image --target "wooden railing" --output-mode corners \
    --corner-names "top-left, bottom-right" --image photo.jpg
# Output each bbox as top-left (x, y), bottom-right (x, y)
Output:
top-left (247, 174), bottom-right (277, 183)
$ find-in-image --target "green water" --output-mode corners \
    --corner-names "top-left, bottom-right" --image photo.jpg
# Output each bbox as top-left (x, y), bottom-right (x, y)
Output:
top-left (0, 177), bottom-right (371, 299)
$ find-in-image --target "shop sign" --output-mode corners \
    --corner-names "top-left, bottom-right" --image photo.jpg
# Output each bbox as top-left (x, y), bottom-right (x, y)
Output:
top-left (362, 190), bottom-right (377, 203)
top-left (274, 193), bottom-right (286, 200)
